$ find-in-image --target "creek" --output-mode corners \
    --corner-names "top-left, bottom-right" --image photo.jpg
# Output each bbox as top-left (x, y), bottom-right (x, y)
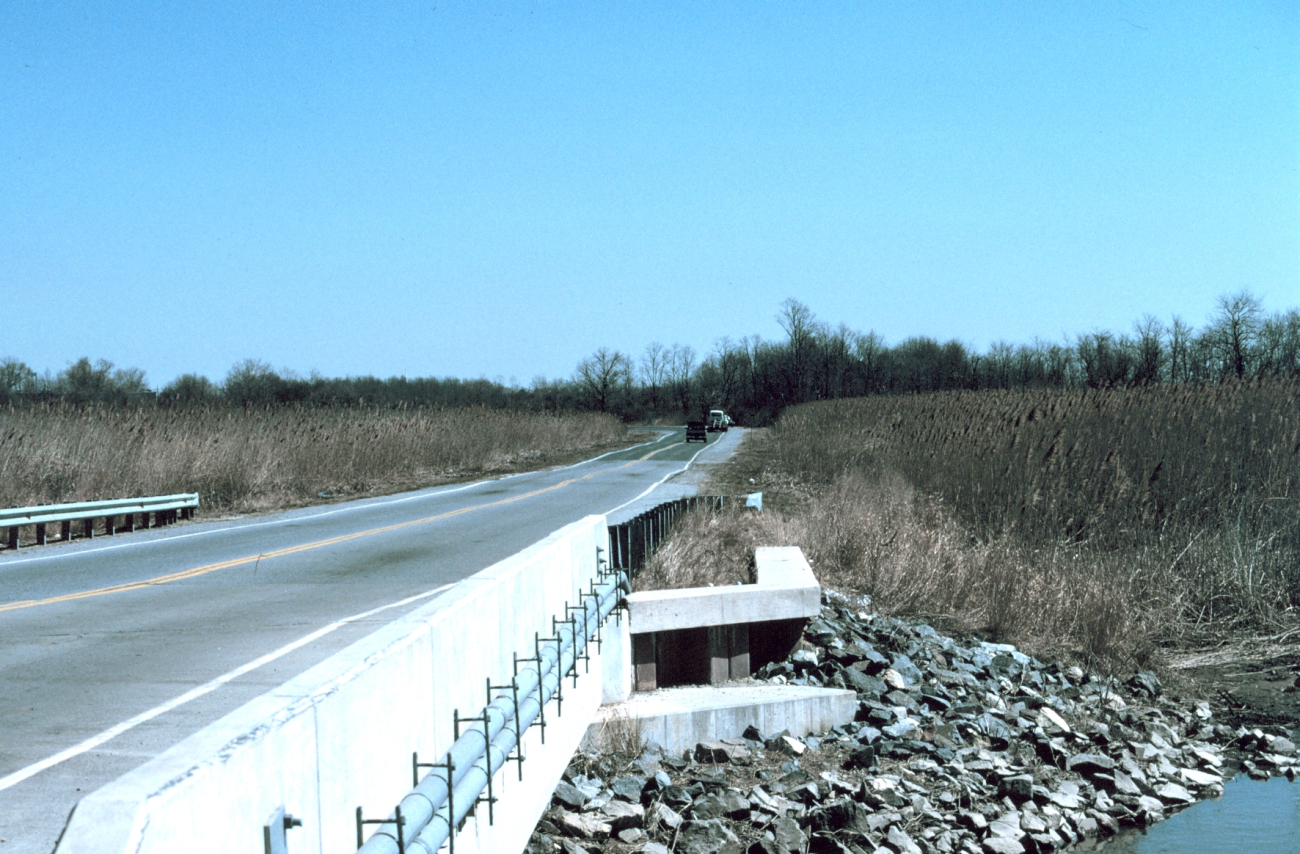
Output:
top-left (1072, 775), bottom-right (1300, 853)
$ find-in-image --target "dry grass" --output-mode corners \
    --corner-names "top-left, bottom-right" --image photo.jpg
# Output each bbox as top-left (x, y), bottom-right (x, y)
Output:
top-left (670, 380), bottom-right (1300, 670)
top-left (0, 404), bottom-right (628, 515)
top-left (634, 504), bottom-right (786, 592)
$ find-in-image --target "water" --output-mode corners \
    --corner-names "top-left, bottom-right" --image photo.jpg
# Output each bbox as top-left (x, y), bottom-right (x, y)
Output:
top-left (1073, 776), bottom-right (1300, 853)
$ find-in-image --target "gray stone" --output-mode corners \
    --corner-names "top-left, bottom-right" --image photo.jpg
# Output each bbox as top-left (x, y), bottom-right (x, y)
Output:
top-left (1088, 809), bottom-right (1119, 836)
top-left (988, 813), bottom-right (1025, 839)
top-left (841, 668), bottom-right (887, 695)
top-left (806, 799), bottom-right (872, 834)
top-left (1111, 769), bottom-right (1143, 796)
top-left (553, 781), bottom-right (589, 810)
top-left (1137, 794), bottom-right (1166, 815)
top-left (555, 809), bottom-right (610, 840)
top-left (982, 839), bottom-right (1025, 854)
top-left (998, 774), bottom-right (1034, 803)
top-left (772, 816), bottom-right (807, 852)
top-left (599, 799), bottom-right (644, 831)
top-left (557, 839), bottom-right (591, 854)
top-left (808, 834), bottom-right (856, 853)
top-left (1073, 813), bottom-right (1099, 838)
top-left (652, 802), bottom-right (682, 829)
top-left (676, 819), bottom-right (744, 854)
top-left (696, 740), bottom-right (748, 763)
top-left (1155, 783), bottom-right (1195, 805)
top-left (1048, 789), bottom-right (1081, 810)
top-left (892, 655), bottom-right (925, 686)
top-left (690, 791), bottom-right (749, 820)
top-left (1019, 811), bottom-right (1047, 833)
top-left (882, 668), bottom-right (910, 691)
top-left (609, 776), bottom-right (644, 803)
top-left (1067, 753), bottom-right (1116, 776)
top-left (1268, 736), bottom-right (1297, 756)
top-left (887, 826), bottom-right (924, 854)
top-left (884, 720), bottom-right (920, 739)
top-left (525, 834), bottom-right (557, 854)
top-left (660, 785), bottom-right (694, 809)
top-left (775, 735), bottom-right (808, 755)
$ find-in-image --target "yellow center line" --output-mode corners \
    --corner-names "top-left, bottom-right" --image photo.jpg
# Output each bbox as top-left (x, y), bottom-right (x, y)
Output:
top-left (0, 443), bottom-right (684, 614)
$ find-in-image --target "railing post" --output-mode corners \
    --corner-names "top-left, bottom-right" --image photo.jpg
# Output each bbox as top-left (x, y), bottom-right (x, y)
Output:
top-left (35, 523), bottom-right (46, 545)
top-left (104, 515), bottom-right (115, 536)
top-left (61, 520), bottom-right (72, 541)
top-left (83, 518), bottom-right (94, 539)
top-left (7, 527), bottom-right (17, 550)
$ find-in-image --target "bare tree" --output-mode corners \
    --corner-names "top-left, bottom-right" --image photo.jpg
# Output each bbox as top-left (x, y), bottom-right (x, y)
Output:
top-left (1166, 315), bottom-right (1193, 383)
top-left (707, 337), bottom-right (747, 410)
top-left (639, 342), bottom-right (668, 414)
top-left (1209, 290), bottom-right (1263, 379)
top-left (1132, 314), bottom-right (1164, 386)
top-left (853, 331), bottom-right (886, 394)
top-left (777, 298), bottom-right (817, 402)
top-left (668, 343), bottom-right (696, 418)
top-left (575, 347), bottom-right (630, 412)
top-left (1255, 309), bottom-right (1300, 378)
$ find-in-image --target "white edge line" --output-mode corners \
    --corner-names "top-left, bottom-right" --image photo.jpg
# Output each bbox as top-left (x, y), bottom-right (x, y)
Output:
top-left (0, 432), bottom-right (676, 569)
top-left (0, 582), bottom-right (456, 792)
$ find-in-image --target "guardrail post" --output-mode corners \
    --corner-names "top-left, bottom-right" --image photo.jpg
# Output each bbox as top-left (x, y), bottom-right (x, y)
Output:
top-left (142, 511), bottom-right (152, 529)
top-left (123, 513), bottom-right (135, 532)
top-left (104, 516), bottom-right (115, 536)
top-left (61, 520), bottom-right (72, 541)
top-left (83, 518), bottom-right (94, 540)
top-left (7, 527), bottom-right (17, 550)
top-left (35, 523), bottom-right (46, 546)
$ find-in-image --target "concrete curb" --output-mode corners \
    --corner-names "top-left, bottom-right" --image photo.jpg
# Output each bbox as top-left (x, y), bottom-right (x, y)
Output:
top-left (586, 685), bottom-right (857, 755)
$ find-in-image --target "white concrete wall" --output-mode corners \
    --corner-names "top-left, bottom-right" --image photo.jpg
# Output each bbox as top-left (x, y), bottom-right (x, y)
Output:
top-left (57, 515), bottom-right (620, 854)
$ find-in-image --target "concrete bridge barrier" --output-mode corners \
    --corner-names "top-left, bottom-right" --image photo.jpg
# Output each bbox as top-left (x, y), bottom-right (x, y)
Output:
top-left (56, 515), bottom-right (629, 854)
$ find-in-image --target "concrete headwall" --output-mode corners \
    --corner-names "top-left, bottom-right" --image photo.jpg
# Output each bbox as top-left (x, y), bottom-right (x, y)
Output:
top-left (57, 515), bottom-right (626, 854)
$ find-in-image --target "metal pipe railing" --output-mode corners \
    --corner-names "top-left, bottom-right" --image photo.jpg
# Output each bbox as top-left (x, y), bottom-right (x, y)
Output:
top-left (357, 565), bottom-right (626, 854)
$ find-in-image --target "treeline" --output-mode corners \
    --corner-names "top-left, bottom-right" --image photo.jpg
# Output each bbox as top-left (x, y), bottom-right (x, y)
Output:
top-left (582, 291), bottom-right (1300, 424)
top-left (4, 291), bottom-right (1297, 421)
top-left (0, 357), bottom-right (552, 410)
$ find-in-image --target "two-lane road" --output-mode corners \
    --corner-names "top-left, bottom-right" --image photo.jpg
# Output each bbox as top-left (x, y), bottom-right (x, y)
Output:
top-left (0, 427), bottom-right (743, 853)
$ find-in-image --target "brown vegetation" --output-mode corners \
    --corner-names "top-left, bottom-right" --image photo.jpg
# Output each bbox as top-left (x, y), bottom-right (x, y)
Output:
top-left (0, 404), bottom-right (628, 515)
top-left (661, 380), bottom-right (1300, 670)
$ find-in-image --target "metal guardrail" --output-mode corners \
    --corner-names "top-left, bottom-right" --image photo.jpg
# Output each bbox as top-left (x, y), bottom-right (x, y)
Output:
top-left (2, 493), bottom-right (199, 550)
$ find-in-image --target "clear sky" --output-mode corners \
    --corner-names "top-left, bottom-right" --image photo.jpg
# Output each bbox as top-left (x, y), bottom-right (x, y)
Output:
top-left (2, 2), bottom-right (1297, 388)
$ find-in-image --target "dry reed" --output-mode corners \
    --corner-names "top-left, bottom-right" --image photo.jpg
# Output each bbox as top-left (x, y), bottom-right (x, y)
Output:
top-left (0, 404), bottom-right (627, 515)
top-left (665, 380), bottom-right (1300, 670)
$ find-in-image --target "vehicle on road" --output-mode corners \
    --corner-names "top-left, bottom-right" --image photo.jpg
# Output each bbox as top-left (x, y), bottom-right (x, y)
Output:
top-left (685, 421), bottom-right (707, 442)
top-left (707, 409), bottom-right (730, 432)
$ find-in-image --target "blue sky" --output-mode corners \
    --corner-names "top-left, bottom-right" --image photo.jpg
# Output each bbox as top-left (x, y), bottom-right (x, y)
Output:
top-left (2, 2), bottom-right (1296, 388)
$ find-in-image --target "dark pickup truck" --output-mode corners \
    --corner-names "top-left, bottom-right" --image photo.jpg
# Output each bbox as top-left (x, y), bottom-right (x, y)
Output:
top-left (685, 421), bottom-right (707, 443)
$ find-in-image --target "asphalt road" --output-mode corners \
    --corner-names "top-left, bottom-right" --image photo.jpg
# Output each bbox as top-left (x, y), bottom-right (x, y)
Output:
top-left (0, 427), bottom-right (744, 854)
